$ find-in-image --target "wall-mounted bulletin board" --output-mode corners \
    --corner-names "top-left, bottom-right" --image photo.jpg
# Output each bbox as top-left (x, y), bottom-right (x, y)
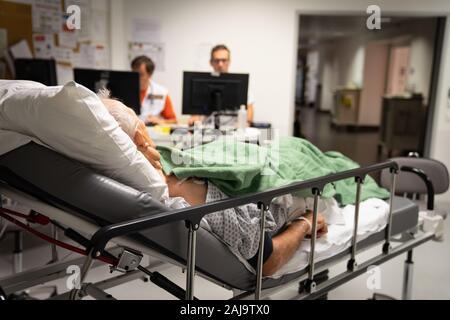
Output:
top-left (0, 0), bottom-right (111, 83)
top-left (0, 1), bottom-right (33, 79)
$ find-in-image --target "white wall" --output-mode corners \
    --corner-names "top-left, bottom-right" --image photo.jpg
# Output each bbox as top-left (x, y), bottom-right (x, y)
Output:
top-left (319, 44), bottom-right (338, 112)
top-left (317, 38), bottom-right (365, 112)
top-left (305, 50), bottom-right (320, 105)
top-left (407, 19), bottom-right (437, 103)
top-left (110, 0), bottom-right (299, 136)
top-left (335, 39), bottom-right (366, 88)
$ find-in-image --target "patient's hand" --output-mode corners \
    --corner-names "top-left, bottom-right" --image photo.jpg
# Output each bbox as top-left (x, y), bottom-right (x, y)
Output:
top-left (303, 212), bottom-right (328, 238)
top-left (139, 144), bottom-right (162, 170)
top-left (134, 120), bottom-right (162, 170)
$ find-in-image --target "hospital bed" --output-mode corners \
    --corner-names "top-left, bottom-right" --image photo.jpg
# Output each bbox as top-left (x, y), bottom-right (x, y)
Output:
top-left (0, 142), bottom-right (447, 300)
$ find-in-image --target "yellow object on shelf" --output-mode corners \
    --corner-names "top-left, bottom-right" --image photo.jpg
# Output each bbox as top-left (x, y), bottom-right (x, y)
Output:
top-left (341, 95), bottom-right (353, 108)
top-left (153, 125), bottom-right (171, 135)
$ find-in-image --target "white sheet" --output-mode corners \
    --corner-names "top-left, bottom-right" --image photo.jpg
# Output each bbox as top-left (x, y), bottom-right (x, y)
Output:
top-left (271, 198), bottom-right (389, 279)
top-left (209, 197), bottom-right (390, 279)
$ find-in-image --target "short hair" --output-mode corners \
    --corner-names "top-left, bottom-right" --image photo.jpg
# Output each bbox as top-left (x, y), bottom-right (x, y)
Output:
top-left (96, 87), bottom-right (111, 100)
top-left (210, 44), bottom-right (230, 61)
top-left (131, 55), bottom-right (155, 76)
top-left (97, 89), bottom-right (140, 139)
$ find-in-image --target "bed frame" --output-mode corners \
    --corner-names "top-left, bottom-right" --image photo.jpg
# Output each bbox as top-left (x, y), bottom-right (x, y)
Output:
top-left (0, 143), bottom-right (446, 300)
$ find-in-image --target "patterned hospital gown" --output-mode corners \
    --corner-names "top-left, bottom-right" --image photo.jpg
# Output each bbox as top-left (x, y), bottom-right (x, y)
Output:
top-left (167, 181), bottom-right (320, 260)
top-left (202, 182), bottom-right (293, 260)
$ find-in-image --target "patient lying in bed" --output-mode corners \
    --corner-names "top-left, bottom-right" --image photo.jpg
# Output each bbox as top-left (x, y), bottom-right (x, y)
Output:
top-left (98, 91), bottom-right (390, 276)
top-left (0, 81), bottom-right (392, 280)
top-left (99, 93), bottom-right (328, 276)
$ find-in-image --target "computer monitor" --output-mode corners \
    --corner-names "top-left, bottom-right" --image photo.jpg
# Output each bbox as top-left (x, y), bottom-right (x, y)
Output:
top-left (74, 68), bottom-right (141, 115)
top-left (14, 59), bottom-right (57, 86)
top-left (182, 72), bottom-right (249, 115)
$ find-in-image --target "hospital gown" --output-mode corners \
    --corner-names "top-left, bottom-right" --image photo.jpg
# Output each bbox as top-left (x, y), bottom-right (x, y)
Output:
top-left (201, 182), bottom-right (328, 260)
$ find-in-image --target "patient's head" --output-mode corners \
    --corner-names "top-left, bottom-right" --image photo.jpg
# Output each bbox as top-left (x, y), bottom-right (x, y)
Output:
top-left (98, 89), bottom-right (153, 146)
top-left (97, 89), bottom-right (139, 137)
top-left (98, 89), bottom-right (164, 176)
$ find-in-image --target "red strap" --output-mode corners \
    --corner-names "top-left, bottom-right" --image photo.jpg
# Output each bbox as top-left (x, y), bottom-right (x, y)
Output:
top-left (0, 208), bottom-right (117, 266)
top-left (0, 207), bottom-right (50, 225)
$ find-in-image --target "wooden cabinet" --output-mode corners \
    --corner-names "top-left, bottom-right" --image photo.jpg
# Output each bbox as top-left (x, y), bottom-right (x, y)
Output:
top-left (332, 88), bottom-right (361, 126)
top-left (379, 95), bottom-right (426, 157)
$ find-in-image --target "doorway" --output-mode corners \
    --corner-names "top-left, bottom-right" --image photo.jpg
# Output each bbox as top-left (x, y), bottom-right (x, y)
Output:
top-left (294, 15), bottom-right (445, 165)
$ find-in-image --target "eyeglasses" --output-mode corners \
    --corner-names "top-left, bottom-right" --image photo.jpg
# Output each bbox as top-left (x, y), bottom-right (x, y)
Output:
top-left (211, 58), bottom-right (229, 64)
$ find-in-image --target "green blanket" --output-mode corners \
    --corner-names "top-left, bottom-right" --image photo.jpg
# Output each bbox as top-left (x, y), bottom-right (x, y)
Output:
top-left (157, 137), bottom-right (390, 205)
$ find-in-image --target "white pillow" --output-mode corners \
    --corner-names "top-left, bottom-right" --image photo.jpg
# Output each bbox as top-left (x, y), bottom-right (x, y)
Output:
top-left (0, 80), bottom-right (168, 201)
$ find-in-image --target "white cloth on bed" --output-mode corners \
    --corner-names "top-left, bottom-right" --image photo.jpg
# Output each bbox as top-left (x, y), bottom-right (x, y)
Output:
top-left (0, 80), bottom-right (168, 202)
top-left (270, 198), bottom-right (389, 279)
top-left (197, 178), bottom-right (389, 278)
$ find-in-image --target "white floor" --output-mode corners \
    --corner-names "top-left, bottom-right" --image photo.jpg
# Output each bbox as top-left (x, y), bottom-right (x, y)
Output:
top-left (1, 205), bottom-right (449, 300)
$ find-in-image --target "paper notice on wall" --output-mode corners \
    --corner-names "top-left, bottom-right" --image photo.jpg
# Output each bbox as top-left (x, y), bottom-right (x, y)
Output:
top-left (54, 47), bottom-right (73, 64)
top-left (58, 32), bottom-right (77, 49)
top-left (0, 29), bottom-right (7, 59)
top-left (56, 63), bottom-right (74, 85)
top-left (33, 33), bottom-right (55, 59)
top-left (9, 40), bottom-right (33, 59)
top-left (132, 19), bottom-right (161, 42)
top-left (128, 42), bottom-right (165, 72)
top-left (33, 0), bottom-right (62, 33)
top-left (94, 45), bottom-right (109, 69)
top-left (73, 43), bottom-right (95, 68)
top-left (72, 52), bottom-right (80, 67)
top-left (91, 11), bottom-right (109, 43)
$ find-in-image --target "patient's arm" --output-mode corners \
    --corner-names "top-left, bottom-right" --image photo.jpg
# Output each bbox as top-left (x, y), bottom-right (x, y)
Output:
top-left (134, 120), bottom-right (162, 170)
top-left (165, 175), bottom-right (329, 277)
top-left (263, 212), bottom-right (327, 277)
top-left (166, 175), bottom-right (207, 206)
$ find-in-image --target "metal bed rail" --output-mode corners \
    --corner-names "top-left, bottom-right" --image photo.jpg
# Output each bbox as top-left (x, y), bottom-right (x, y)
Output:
top-left (80, 160), bottom-right (399, 300)
top-left (232, 231), bottom-right (434, 300)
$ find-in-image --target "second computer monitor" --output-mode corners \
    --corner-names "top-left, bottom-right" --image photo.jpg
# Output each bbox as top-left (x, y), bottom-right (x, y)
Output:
top-left (14, 59), bottom-right (58, 86)
top-left (74, 68), bottom-right (141, 115)
top-left (182, 72), bottom-right (248, 115)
